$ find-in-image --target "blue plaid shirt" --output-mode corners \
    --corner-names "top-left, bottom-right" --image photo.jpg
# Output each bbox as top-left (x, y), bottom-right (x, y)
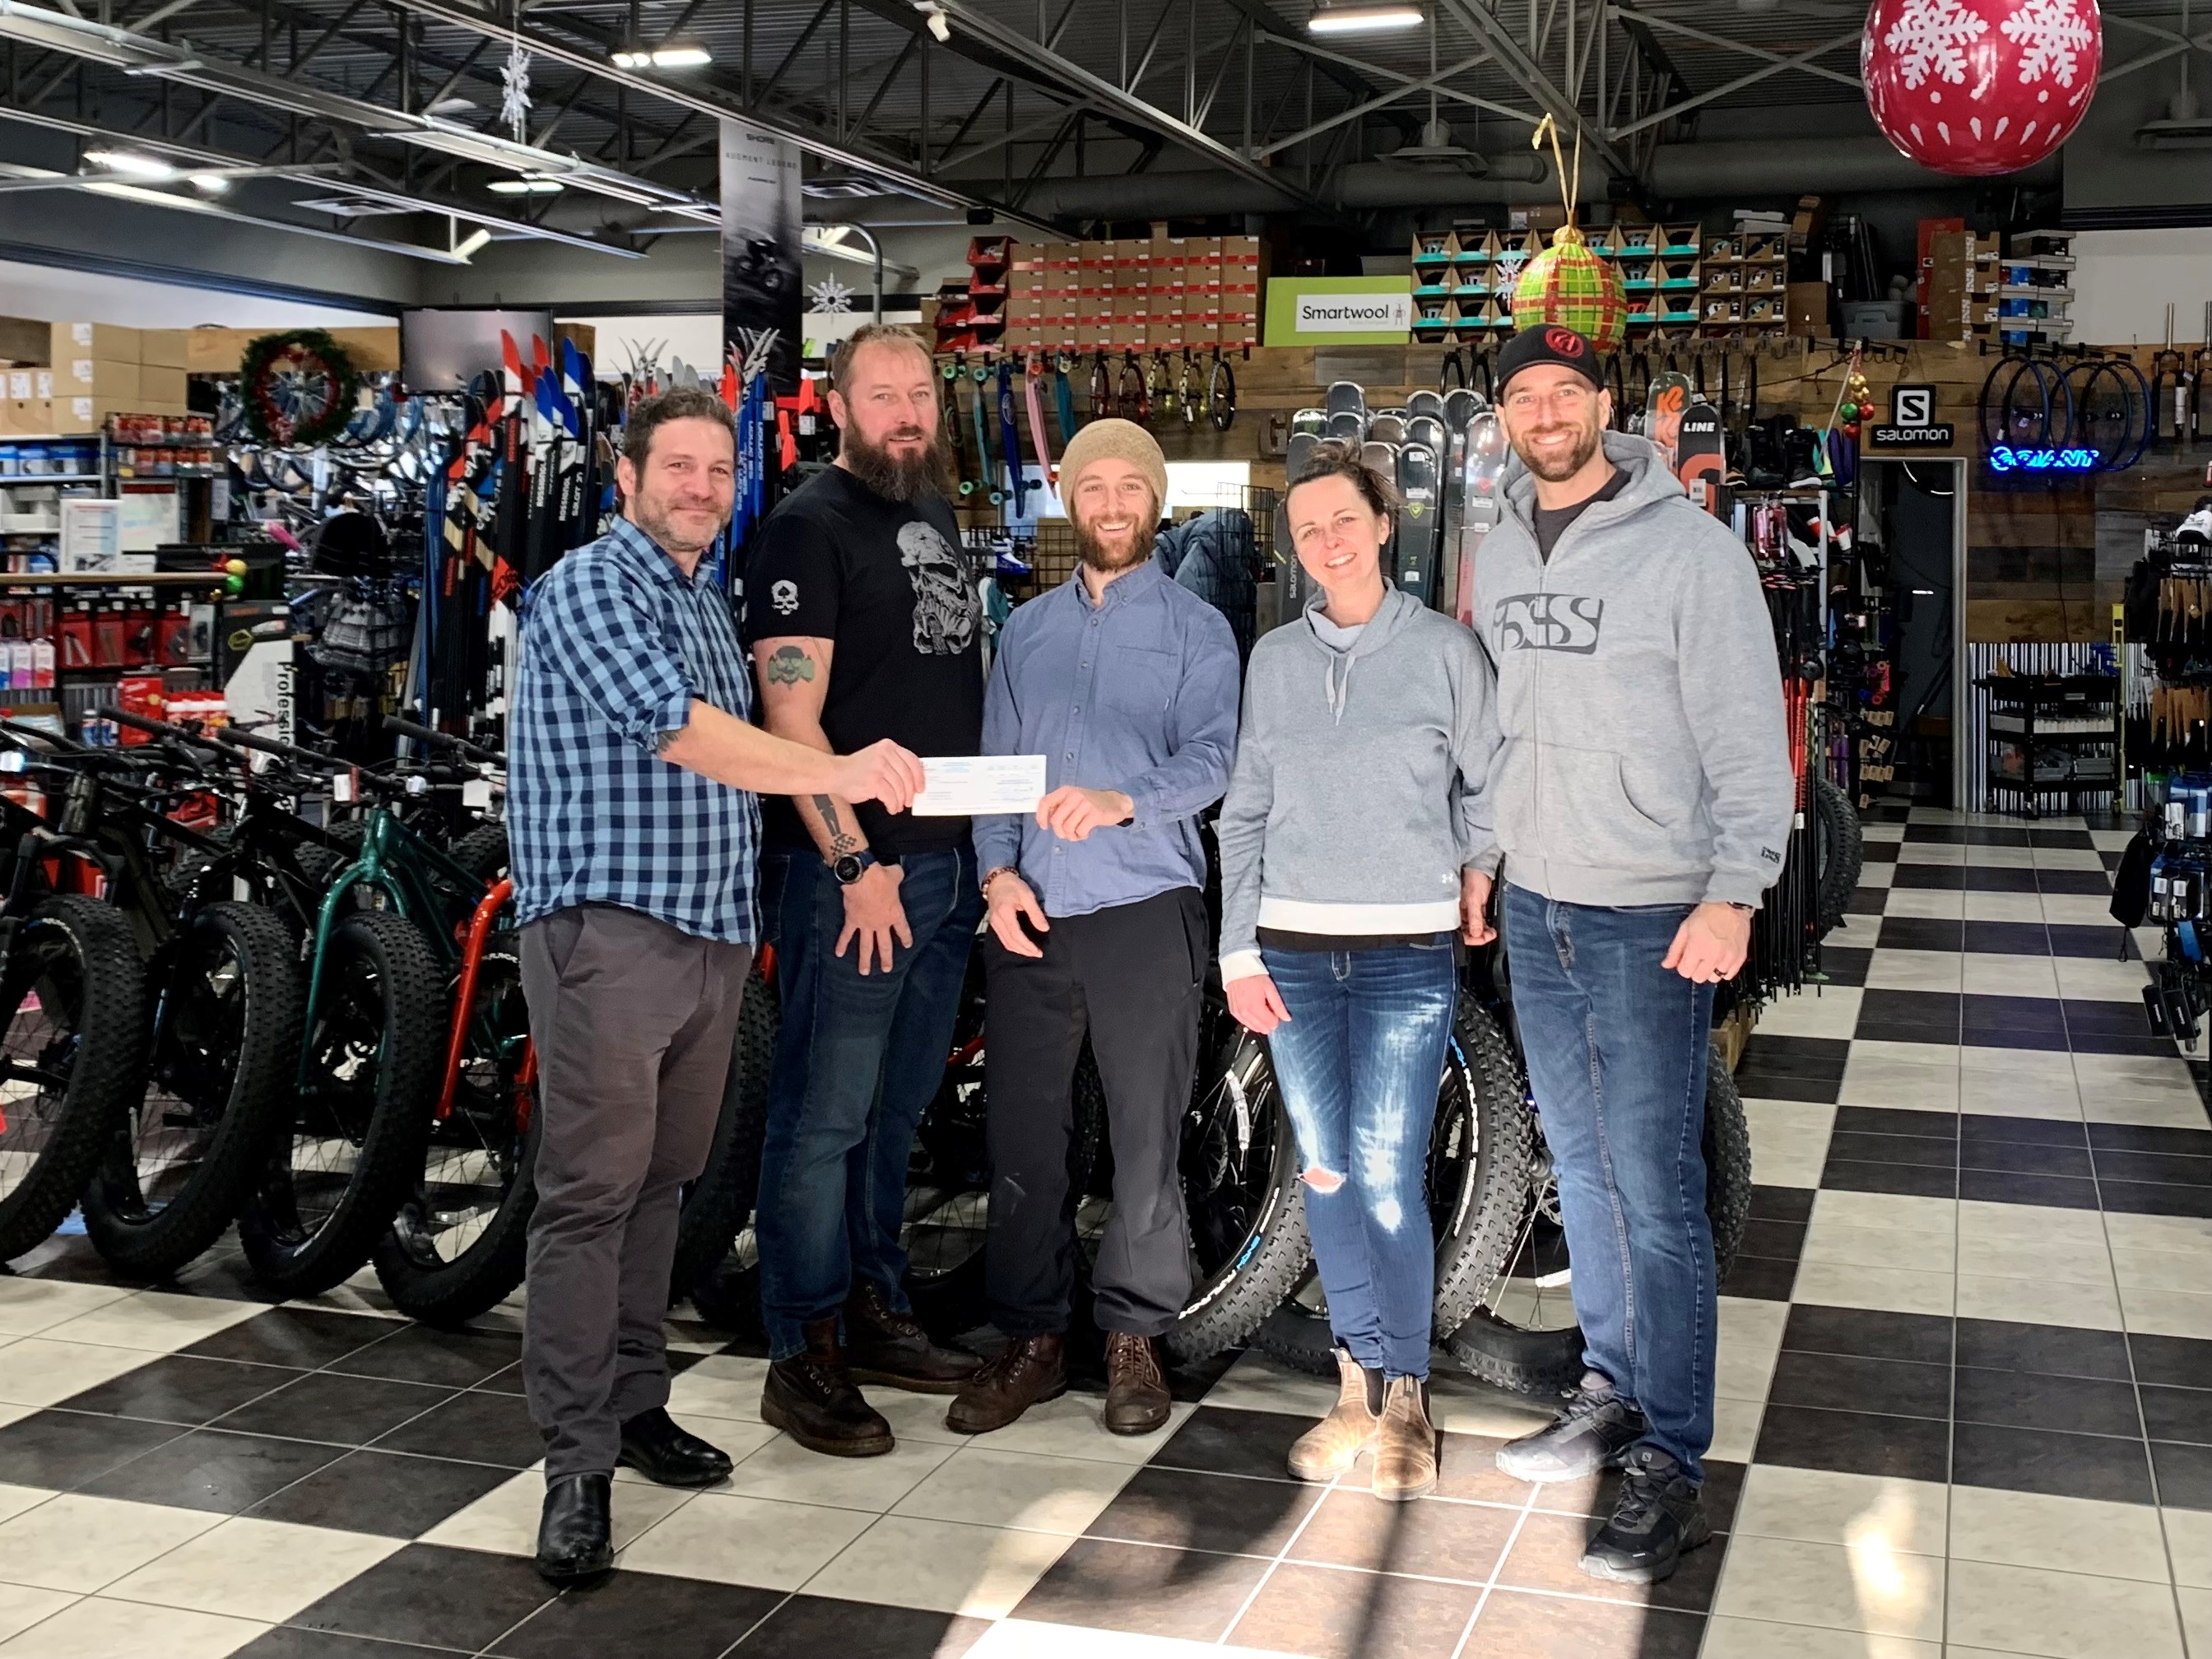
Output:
top-left (509, 518), bottom-right (760, 942)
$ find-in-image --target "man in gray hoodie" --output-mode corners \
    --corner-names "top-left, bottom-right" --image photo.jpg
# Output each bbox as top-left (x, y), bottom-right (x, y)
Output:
top-left (1469, 324), bottom-right (1792, 1585)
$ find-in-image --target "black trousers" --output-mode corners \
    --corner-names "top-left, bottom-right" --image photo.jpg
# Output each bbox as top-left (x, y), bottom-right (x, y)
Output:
top-left (983, 885), bottom-right (1206, 1338)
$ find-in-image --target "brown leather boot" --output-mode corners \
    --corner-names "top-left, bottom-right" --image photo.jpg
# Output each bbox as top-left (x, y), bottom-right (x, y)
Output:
top-left (1103, 1331), bottom-right (1173, 1436)
top-left (760, 1316), bottom-right (895, 1457)
top-left (944, 1334), bottom-right (1067, 1435)
top-left (843, 1282), bottom-right (981, 1396)
top-left (1287, 1347), bottom-right (1381, 1482)
top-left (1371, 1375), bottom-right (1438, 1502)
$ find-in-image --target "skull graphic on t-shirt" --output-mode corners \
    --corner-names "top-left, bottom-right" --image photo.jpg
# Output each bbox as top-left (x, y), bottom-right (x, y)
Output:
top-left (898, 521), bottom-right (978, 657)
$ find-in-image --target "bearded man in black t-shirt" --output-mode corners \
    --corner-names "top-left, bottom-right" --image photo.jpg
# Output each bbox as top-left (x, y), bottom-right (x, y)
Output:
top-left (740, 325), bottom-right (986, 1457)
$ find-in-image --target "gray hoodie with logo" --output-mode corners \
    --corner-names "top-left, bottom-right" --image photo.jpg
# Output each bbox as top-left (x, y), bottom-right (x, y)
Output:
top-left (1467, 430), bottom-right (1792, 909)
top-left (1216, 584), bottom-right (1499, 979)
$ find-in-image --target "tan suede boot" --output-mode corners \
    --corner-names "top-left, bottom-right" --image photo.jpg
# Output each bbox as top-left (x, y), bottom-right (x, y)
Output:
top-left (1286, 1348), bottom-right (1380, 1482)
top-left (1371, 1376), bottom-right (1438, 1502)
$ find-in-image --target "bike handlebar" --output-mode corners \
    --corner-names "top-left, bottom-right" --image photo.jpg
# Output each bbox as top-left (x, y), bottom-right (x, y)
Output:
top-left (382, 715), bottom-right (504, 768)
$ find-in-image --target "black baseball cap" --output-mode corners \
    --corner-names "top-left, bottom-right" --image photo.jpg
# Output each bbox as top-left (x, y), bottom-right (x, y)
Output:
top-left (1496, 323), bottom-right (1604, 396)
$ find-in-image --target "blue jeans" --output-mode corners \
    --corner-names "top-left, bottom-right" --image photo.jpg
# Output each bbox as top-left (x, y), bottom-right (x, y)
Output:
top-left (1502, 884), bottom-right (1717, 1483)
top-left (755, 846), bottom-right (982, 1362)
top-left (1261, 943), bottom-right (1457, 1381)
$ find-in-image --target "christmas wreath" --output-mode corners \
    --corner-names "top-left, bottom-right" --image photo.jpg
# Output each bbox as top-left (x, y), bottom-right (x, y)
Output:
top-left (238, 328), bottom-right (360, 448)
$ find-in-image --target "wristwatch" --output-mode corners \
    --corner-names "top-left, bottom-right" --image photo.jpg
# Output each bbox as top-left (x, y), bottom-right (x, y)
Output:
top-left (833, 850), bottom-right (879, 885)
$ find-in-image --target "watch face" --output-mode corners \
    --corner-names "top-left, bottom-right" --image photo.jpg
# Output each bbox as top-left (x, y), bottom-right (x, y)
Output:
top-left (834, 853), bottom-right (866, 885)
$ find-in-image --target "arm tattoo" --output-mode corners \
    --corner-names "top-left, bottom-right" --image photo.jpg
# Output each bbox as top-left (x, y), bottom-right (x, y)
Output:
top-left (813, 795), bottom-right (862, 857)
top-left (765, 645), bottom-right (816, 685)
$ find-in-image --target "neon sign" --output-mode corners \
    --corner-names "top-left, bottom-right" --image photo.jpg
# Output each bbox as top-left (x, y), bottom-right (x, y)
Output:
top-left (1988, 445), bottom-right (2099, 472)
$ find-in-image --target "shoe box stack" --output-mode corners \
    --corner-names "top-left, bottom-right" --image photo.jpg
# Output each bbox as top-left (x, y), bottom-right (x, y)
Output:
top-left (983, 234), bottom-right (1265, 359)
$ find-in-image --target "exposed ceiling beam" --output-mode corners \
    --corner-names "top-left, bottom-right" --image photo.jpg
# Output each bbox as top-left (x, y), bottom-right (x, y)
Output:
top-left (1430, 0), bottom-right (1635, 178)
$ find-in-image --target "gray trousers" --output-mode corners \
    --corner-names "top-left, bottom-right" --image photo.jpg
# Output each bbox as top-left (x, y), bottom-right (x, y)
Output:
top-left (519, 904), bottom-right (751, 1479)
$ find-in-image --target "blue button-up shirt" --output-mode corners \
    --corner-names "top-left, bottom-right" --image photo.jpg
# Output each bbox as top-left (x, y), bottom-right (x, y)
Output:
top-left (510, 517), bottom-right (760, 942)
top-left (975, 560), bottom-right (1239, 918)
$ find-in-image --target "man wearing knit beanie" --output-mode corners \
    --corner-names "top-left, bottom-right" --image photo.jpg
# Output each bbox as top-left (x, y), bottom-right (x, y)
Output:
top-left (947, 416), bottom-right (1242, 1439)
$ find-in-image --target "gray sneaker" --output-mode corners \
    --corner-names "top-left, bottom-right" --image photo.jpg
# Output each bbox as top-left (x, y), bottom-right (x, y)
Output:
top-left (1580, 1445), bottom-right (1711, 1583)
top-left (1494, 1377), bottom-right (1647, 1482)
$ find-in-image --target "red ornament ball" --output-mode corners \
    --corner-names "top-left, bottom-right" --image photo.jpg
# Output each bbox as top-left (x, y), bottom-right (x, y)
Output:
top-left (1863, 0), bottom-right (2101, 176)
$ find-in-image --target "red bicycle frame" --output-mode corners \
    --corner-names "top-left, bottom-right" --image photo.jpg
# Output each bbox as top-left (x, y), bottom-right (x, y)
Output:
top-left (437, 876), bottom-right (532, 1126)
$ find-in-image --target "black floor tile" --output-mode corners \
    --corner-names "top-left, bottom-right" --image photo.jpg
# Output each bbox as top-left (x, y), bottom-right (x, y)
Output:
top-left (2067, 1031), bottom-right (2184, 1058)
top-left (1731, 1069), bottom-right (1842, 1105)
top-left (1745, 1184), bottom-right (1816, 1224)
top-left (1847, 886), bottom-right (1890, 915)
top-left (2095, 1148), bottom-right (2212, 1187)
top-left (1782, 1304), bottom-right (1953, 1367)
top-left (219, 1370), bottom-right (461, 1447)
top-left (289, 1544), bottom-right (555, 1651)
top-left (1753, 1402), bottom-right (1949, 1484)
top-left (57, 1354), bottom-right (298, 1426)
top-left (249, 1448), bottom-right (516, 1537)
top-left (2089, 1122), bottom-right (2212, 1155)
top-left (370, 1386), bottom-right (546, 1467)
top-left (1720, 1253), bottom-right (1800, 1301)
top-left (1950, 1420), bottom-right (2155, 1504)
top-left (234, 1630), bottom-right (468, 1657)
top-left (1859, 989), bottom-right (1964, 1029)
top-left (1817, 946), bottom-right (1874, 988)
top-left (1737, 1034), bottom-right (1852, 1079)
top-left (1909, 825), bottom-right (2029, 846)
top-left (1863, 840), bottom-right (1902, 862)
top-left (1856, 1025), bottom-right (1968, 1052)
top-left (1957, 1169), bottom-right (2103, 1210)
top-left (1891, 864), bottom-right (1968, 890)
top-left (1957, 1139), bottom-right (2094, 1178)
top-left (1286, 1485), bottom-right (1518, 1581)
top-left (1767, 1351), bottom-right (1949, 1420)
top-left (1827, 1129), bottom-right (1957, 1168)
top-left (1957, 1318), bottom-right (2132, 1382)
top-left (2098, 1180), bottom-right (2212, 1219)
top-left (1966, 867), bottom-right (2045, 894)
top-left (2130, 1332), bottom-right (2212, 1390)
top-left (1959, 1115), bottom-right (2088, 1149)
top-left (1229, 1559), bottom-right (1485, 1659)
top-left (1152, 1406), bottom-right (1313, 1483)
top-left (2030, 829), bottom-right (2098, 850)
top-left (81, 1425), bottom-right (344, 1513)
top-left (2153, 1438), bottom-right (2212, 1510)
top-left (499, 1573), bottom-right (788, 1659)
top-left (1015, 1536), bottom-right (1271, 1642)
top-left (727, 1594), bottom-right (990, 1659)
top-left (1960, 1022), bottom-right (2073, 1053)
top-left (2047, 923), bottom-right (2138, 960)
top-left (2038, 868), bottom-right (2118, 895)
top-left (1085, 1464), bottom-right (1321, 1557)
top-left (1833, 1104), bottom-right (1956, 1140)
top-left (184, 1309), bottom-right (406, 1371)
top-left (333, 1326), bottom-right (523, 1388)
top-left (1965, 992), bottom-right (2070, 1029)
top-left (2140, 1384), bottom-right (2212, 1447)
top-left (1735, 1218), bottom-right (1806, 1262)
top-left (2063, 998), bottom-right (2161, 1036)
top-left (0, 1407), bottom-right (184, 1489)
top-left (1819, 1158), bottom-right (1959, 1199)
top-left (1963, 921), bottom-right (2053, 956)
top-left (1953, 1366), bottom-right (2142, 1438)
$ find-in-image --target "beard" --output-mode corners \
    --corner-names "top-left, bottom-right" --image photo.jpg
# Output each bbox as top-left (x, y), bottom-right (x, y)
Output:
top-left (843, 423), bottom-right (954, 504)
top-left (630, 492), bottom-right (725, 557)
top-left (1072, 504), bottom-right (1155, 574)
top-left (1513, 416), bottom-right (1603, 482)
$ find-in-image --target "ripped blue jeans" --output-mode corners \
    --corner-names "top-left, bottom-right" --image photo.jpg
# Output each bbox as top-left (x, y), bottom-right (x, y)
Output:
top-left (1261, 943), bottom-right (1457, 1380)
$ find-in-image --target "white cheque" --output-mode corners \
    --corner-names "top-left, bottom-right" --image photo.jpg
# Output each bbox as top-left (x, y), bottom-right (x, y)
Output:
top-left (911, 755), bottom-right (1049, 816)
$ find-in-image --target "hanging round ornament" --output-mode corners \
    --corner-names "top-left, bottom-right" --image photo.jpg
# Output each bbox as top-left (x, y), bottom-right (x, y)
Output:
top-left (237, 329), bottom-right (360, 448)
top-left (1508, 116), bottom-right (1628, 352)
top-left (1862, 0), bottom-right (2102, 176)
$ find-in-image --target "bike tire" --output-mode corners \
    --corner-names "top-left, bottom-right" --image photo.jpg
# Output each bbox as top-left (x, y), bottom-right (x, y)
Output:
top-left (0, 896), bottom-right (148, 1263)
top-left (447, 822), bottom-right (509, 885)
top-left (239, 907), bottom-right (444, 1298)
top-left (1209, 356), bottom-right (1236, 433)
top-left (1252, 995), bottom-right (1533, 1374)
top-left (373, 937), bottom-right (536, 1325)
top-left (82, 901), bottom-right (303, 1279)
top-left (1813, 776), bottom-right (1865, 939)
top-left (672, 955), bottom-right (779, 1321)
top-left (1443, 1044), bottom-right (1751, 1396)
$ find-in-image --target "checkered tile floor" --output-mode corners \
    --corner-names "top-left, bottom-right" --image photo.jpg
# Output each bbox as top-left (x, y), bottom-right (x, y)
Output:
top-left (0, 802), bottom-right (2201, 1659)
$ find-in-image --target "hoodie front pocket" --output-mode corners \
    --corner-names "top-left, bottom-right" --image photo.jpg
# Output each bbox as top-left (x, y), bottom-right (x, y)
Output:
top-left (1539, 744), bottom-right (1681, 867)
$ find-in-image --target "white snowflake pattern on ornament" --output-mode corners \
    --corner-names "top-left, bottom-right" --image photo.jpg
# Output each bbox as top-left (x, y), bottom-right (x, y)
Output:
top-left (1999, 0), bottom-right (2096, 87)
top-left (1880, 0), bottom-right (1990, 90)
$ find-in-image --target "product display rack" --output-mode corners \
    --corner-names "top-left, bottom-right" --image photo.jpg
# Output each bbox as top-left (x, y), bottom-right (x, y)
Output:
top-left (1978, 672), bottom-right (2121, 818)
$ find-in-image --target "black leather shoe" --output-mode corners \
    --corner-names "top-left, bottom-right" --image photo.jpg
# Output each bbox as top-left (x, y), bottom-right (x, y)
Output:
top-left (618, 1406), bottom-right (734, 1488)
top-left (535, 1472), bottom-right (613, 1585)
top-left (843, 1283), bottom-right (981, 1395)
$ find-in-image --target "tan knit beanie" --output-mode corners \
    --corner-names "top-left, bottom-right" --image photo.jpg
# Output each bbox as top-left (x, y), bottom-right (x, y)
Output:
top-left (1058, 418), bottom-right (1169, 518)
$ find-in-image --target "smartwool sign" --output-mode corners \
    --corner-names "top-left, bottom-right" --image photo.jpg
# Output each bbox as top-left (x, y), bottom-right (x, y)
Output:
top-left (1266, 278), bottom-right (1415, 346)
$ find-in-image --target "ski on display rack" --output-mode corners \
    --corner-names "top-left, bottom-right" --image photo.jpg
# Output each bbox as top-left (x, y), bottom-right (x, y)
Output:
top-left (1290, 407), bottom-right (1327, 439)
top-left (997, 360), bottom-right (1027, 518)
top-left (1281, 430), bottom-right (1320, 616)
top-left (1368, 410), bottom-right (1409, 447)
top-left (1395, 441), bottom-right (1441, 607)
top-left (1325, 380), bottom-right (1367, 424)
top-left (1454, 411), bottom-right (1511, 630)
top-left (1327, 410), bottom-right (1364, 443)
top-left (1646, 369), bottom-right (1692, 474)
top-left (1676, 399), bottom-right (1726, 516)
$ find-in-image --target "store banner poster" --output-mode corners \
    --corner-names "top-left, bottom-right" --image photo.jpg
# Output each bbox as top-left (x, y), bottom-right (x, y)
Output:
top-left (720, 120), bottom-right (804, 396)
top-left (1264, 277), bottom-right (1414, 346)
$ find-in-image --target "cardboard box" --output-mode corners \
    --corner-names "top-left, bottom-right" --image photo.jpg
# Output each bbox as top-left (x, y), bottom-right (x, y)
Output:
top-left (139, 330), bottom-right (191, 370)
top-left (139, 365), bottom-right (188, 407)
top-left (52, 323), bottom-right (139, 365)
top-left (1, 398), bottom-right (53, 434)
top-left (0, 318), bottom-right (48, 366)
top-left (62, 360), bottom-right (138, 402)
top-left (1786, 281), bottom-right (1830, 337)
top-left (53, 394), bottom-right (133, 434)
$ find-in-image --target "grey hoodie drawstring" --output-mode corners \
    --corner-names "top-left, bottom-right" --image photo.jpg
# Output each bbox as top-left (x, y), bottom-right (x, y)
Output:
top-left (1325, 652), bottom-right (1354, 723)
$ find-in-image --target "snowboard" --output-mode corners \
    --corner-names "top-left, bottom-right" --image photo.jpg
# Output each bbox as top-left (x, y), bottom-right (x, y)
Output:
top-left (1367, 411), bottom-right (1409, 447)
top-left (1406, 388), bottom-right (1446, 425)
top-left (1646, 371), bottom-right (1692, 474)
top-left (1326, 410), bottom-right (1364, 443)
top-left (1325, 380), bottom-right (1367, 423)
top-left (1279, 431), bottom-right (1321, 620)
top-left (1454, 411), bottom-right (1511, 630)
top-left (1290, 407), bottom-right (1328, 438)
top-left (1395, 442), bottom-right (1441, 608)
top-left (1441, 388), bottom-right (1484, 433)
top-left (1675, 397), bottom-right (1726, 515)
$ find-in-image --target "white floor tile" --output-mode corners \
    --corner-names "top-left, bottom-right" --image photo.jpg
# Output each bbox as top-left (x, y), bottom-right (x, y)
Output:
top-left (0, 1495), bottom-right (221, 1593)
top-left (1857, 862), bottom-right (1898, 888)
top-left (1864, 950), bottom-right (1965, 993)
top-left (0, 1283), bottom-right (132, 1340)
top-left (37, 1294), bottom-right (262, 1355)
top-left (868, 1387), bottom-right (978, 1448)
top-left (2080, 1092), bottom-right (2210, 1130)
top-left (1955, 1200), bottom-right (2107, 1249)
top-left (417, 1467), bottom-right (698, 1559)
top-left (1956, 1271), bottom-right (2121, 1331)
top-left (1729, 1464), bottom-right (1948, 1557)
top-left (2162, 1507), bottom-right (2212, 1590)
top-left (891, 1446), bottom-right (1141, 1536)
top-left (2074, 1053), bottom-right (2201, 1100)
top-left (1708, 1394), bottom-right (1763, 1465)
top-left (2118, 1284), bottom-right (2212, 1341)
top-left (1837, 1056), bottom-right (1961, 1112)
top-left (1790, 1260), bottom-right (1954, 1319)
top-left (1743, 1099), bottom-right (1836, 1188)
top-left (2054, 957), bottom-right (2154, 1002)
top-left (802, 1515), bottom-right (1071, 1618)
top-left (1800, 1219), bottom-right (1956, 1274)
top-left (723, 1430), bottom-right (955, 1513)
top-left (1697, 1619), bottom-right (1937, 1659)
top-left (2090, 829), bottom-right (2138, 852)
top-left (662, 1354), bottom-right (769, 1424)
top-left (1945, 1557), bottom-right (2184, 1659)
top-left (1963, 845), bottom-right (2037, 869)
top-left (1895, 843), bottom-right (1967, 867)
top-left (1712, 1532), bottom-right (1945, 1642)
top-left (1959, 1068), bottom-right (2083, 1119)
top-left (1961, 955), bottom-right (2060, 997)
top-left (616, 1490), bottom-right (876, 1590)
top-left (0, 1341), bottom-right (167, 1410)
top-left (1852, 1039), bottom-right (1965, 1071)
top-left (937, 1393), bottom-right (1192, 1464)
top-left (0, 1587), bottom-right (74, 1647)
top-left (1967, 893), bottom-right (2048, 923)
top-left (2031, 848), bottom-right (2107, 871)
top-left (1810, 1190), bottom-right (1959, 1238)
top-left (1945, 1486), bottom-right (2168, 1583)
top-left (1716, 1296), bottom-right (1790, 1406)
top-left (1885, 890), bottom-right (1965, 920)
top-left (2103, 1211), bottom-right (2212, 1256)
top-left (971, 1623), bottom-right (1287, 1659)
top-left (1865, 822), bottom-right (1908, 843)
top-left (1960, 1043), bottom-right (2078, 1077)
top-left (100, 1517), bottom-right (402, 1623)
top-left (2111, 1246), bottom-right (2212, 1294)
top-left (2041, 895), bottom-right (2126, 927)
top-left (0, 1596), bottom-right (264, 1659)
top-left (1754, 987), bottom-right (1863, 1040)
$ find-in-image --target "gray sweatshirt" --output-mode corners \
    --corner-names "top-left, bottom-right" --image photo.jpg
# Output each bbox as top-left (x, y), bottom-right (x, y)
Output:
top-left (1216, 585), bottom-right (1499, 979)
top-left (1467, 431), bottom-right (1793, 909)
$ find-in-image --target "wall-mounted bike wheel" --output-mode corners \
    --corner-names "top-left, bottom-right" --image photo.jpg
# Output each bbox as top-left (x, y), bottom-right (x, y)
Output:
top-left (1208, 355), bottom-right (1237, 432)
top-left (1978, 355), bottom-right (2062, 454)
top-left (2064, 359), bottom-right (2145, 473)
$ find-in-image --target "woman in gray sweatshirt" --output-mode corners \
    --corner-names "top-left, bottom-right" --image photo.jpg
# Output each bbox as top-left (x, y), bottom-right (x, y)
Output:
top-left (1215, 442), bottom-right (1501, 1503)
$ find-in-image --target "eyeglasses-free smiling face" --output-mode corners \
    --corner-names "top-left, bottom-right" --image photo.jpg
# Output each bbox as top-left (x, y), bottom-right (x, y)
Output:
top-left (1067, 458), bottom-right (1157, 574)
top-left (1497, 362), bottom-right (1613, 484)
top-left (1285, 472), bottom-right (1390, 595)
top-left (617, 416), bottom-right (736, 558)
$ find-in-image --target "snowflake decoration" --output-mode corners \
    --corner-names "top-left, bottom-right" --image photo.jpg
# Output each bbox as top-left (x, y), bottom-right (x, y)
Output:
top-left (2000, 0), bottom-right (2095, 86)
top-left (1881, 0), bottom-right (1989, 90)
top-left (806, 272), bottom-right (854, 314)
top-left (500, 41), bottom-right (532, 142)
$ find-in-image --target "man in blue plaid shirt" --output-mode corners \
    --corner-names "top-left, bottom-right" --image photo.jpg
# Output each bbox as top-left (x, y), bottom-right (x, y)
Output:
top-left (509, 386), bottom-right (924, 1587)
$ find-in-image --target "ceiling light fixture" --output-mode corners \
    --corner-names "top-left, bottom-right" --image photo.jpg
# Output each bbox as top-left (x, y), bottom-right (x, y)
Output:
top-left (487, 175), bottom-right (564, 193)
top-left (81, 146), bottom-right (177, 179)
top-left (911, 2), bottom-right (950, 43)
top-left (1307, 4), bottom-right (1424, 34)
top-left (611, 44), bottom-right (711, 67)
top-left (188, 172), bottom-right (229, 193)
top-left (453, 225), bottom-right (494, 260)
